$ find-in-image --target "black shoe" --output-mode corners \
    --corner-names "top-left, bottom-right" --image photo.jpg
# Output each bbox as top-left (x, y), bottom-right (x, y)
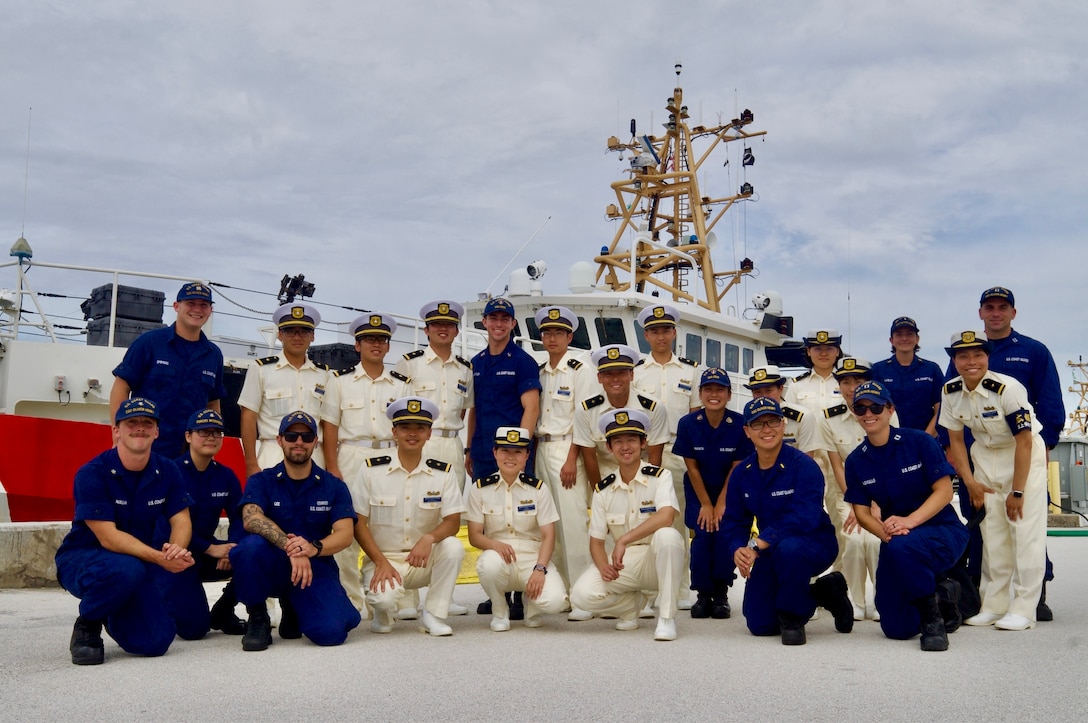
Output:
top-left (711, 597), bottom-right (731, 619)
top-left (690, 594), bottom-right (712, 619)
top-left (278, 598), bottom-right (301, 640)
top-left (936, 578), bottom-right (962, 634)
top-left (811, 571), bottom-right (854, 633)
top-left (242, 605), bottom-right (273, 652)
top-left (778, 612), bottom-right (807, 646)
top-left (509, 592), bottom-right (524, 621)
top-left (914, 594), bottom-right (949, 652)
top-left (477, 599), bottom-right (492, 615)
top-left (70, 617), bottom-right (104, 666)
top-left (209, 582), bottom-right (246, 636)
top-left (1037, 581), bottom-right (1054, 622)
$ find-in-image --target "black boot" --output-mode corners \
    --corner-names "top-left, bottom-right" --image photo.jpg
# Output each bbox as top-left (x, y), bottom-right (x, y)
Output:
top-left (690, 593), bottom-right (712, 619)
top-left (278, 597), bottom-right (302, 639)
top-left (778, 612), bottom-right (807, 645)
top-left (209, 582), bottom-right (246, 635)
top-left (1037, 581), bottom-right (1053, 622)
top-left (936, 578), bottom-right (962, 634)
top-left (70, 616), bottom-right (105, 666)
top-left (810, 571), bottom-right (854, 633)
top-left (242, 604), bottom-right (273, 651)
top-left (509, 592), bottom-right (524, 621)
top-left (913, 594), bottom-right (949, 652)
top-left (710, 582), bottom-right (730, 619)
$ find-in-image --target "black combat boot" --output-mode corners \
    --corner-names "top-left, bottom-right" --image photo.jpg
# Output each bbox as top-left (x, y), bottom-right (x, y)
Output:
top-left (690, 592), bottom-right (713, 619)
top-left (509, 592), bottom-right (525, 621)
top-left (936, 577), bottom-right (962, 634)
top-left (70, 616), bottom-right (105, 666)
top-left (778, 612), bottom-right (807, 645)
top-left (1036, 581), bottom-right (1053, 622)
top-left (810, 571), bottom-right (854, 633)
top-left (278, 597), bottom-right (302, 639)
top-left (242, 604), bottom-right (273, 651)
top-left (913, 593), bottom-right (949, 652)
top-left (710, 582), bottom-right (730, 619)
top-left (209, 581), bottom-right (246, 635)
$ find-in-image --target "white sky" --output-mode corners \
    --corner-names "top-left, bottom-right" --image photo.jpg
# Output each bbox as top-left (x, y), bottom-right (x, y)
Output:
top-left (3, 1), bottom-right (1087, 415)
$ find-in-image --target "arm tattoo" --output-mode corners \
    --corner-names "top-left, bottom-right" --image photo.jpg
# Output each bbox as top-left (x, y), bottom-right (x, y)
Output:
top-left (242, 503), bottom-right (289, 550)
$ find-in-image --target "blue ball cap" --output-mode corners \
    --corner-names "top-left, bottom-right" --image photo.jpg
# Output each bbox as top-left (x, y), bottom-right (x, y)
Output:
top-left (699, 367), bottom-right (731, 388)
top-left (853, 380), bottom-right (894, 407)
top-left (743, 397), bottom-right (784, 426)
top-left (979, 286), bottom-right (1015, 307)
top-left (187, 408), bottom-right (225, 431)
top-left (889, 316), bottom-right (918, 335)
top-left (483, 297), bottom-right (515, 317)
top-left (278, 410), bottom-right (318, 436)
top-left (116, 396), bottom-right (159, 423)
top-left (177, 282), bottom-right (213, 303)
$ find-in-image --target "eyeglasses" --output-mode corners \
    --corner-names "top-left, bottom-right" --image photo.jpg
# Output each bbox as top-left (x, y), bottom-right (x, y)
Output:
top-left (747, 417), bottom-right (783, 431)
top-left (359, 336), bottom-right (390, 345)
top-left (194, 429), bottom-right (225, 438)
top-left (282, 432), bottom-right (317, 443)
top-left (280, 327), bottom-right (313, 337)
top-left (852, 402), bottom-right (888, 416)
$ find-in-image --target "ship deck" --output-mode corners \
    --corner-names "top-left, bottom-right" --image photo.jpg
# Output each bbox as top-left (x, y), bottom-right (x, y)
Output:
top-left (1, 535), bottom-right (1084, 721)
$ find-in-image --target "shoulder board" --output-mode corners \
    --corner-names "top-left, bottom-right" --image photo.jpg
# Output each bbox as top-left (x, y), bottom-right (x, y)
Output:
top-left (794, 370), bottom-right (812, 382)
top-left (944, 380), bottom-right (963, 394)
top-left (582, 395), bottom-right (605, 410)
top-left (567, 358), bottom-right (583, 370)
top-left (456, 355), bottom-right (471, 368)
top-left (823, 404), bottom-right (849, 419)
top-left (426, 458), bottom-right (452, 472)
top-left (255, 355), bottom-right (280, 366)
top-left (641, 464), bottom-right (664, 477)
top-left (637, 394), bottom-right (657, 411)
top-left (635, 358), bottom-right (646, 367)
top-left (679, 357), bottom-right (698, 367)
top-left (365, 456), bottom-right (392, 467)
top-left (391, 370), bottom-right (410, 383)
top-left (519, 473), bottom-right (543, 489)
top-left (539, 362), bottom-right (546, 370)
top-left (334, 366), bottom-right (357, 377)
top-left (312, 361), bottom-right (330, 371)
top-left (476, 474), bottom-right (500, 488)
top-left (981, 378), bottom-right (1005, 394)
top-left (783, 405), bottom-right (804, 422)
top-left (595, 474), bottom-right (616, 492)
top-left (403, 349), bottom-right (425, 360)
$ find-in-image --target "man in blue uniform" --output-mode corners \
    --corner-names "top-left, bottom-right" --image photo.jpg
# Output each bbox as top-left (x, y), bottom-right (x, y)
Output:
top-left (229, 411), bottom-right (361, 650)
top-left (110, 282), bottom-right (226, 458)
top-left (724, 398), bottom-right (854, 645)
top-left (157, 409), bottom-right (245, 639)
top-left (875, 316), bottom-right (944, 434)
top-left (55, 398), bottom-right (195, 665)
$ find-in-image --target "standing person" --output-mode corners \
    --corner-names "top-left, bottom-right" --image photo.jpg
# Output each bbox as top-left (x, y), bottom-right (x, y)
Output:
top-left (672, 368), bottom-right (753, 619)
top-left (532, 305), bottom-right (598, 621)
top-left (875, 317), bottom-right (944, 435)
top-left (725, 398), bottom-right (854, 646)
top-left (844, 381), bottom-right (968, 652)
top-left (350, 397), bottom-right (466, 637)
top-left (56, 398), bottom-right (195, 665)
top-left (229, 411), bottom-right (361, 651)
top-left (569, 408), bottom-right (685, 641)
top-left (320, 312), bottom-right (411, 611)
top-left (158, 409), bottom-right (246, 639)
top-left (467, 426), bottom-right (568, 631)
top-left (744, 365), bottom-right (822, 455)
top-left (465, 297), bottom-right (541, 480)
top-left (940, 331), bottom-right (1047, 631)
top-left (396, 300), bottom-right (474, 489)
top-left (110, 282), bottom-right (225, 458)
top-left (238, 302), bottom-right (330, 477)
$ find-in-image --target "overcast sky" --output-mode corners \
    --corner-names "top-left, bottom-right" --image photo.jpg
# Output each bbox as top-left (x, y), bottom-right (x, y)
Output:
top-left (3, 1), bottom-right (1087, 419)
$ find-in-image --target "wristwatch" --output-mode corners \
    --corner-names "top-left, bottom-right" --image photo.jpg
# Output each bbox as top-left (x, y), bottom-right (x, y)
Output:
top-left (533, 564), bottom-right (548, 574)
top-left (311, 538), bottom-right (324, 556)
top-left (747, 538), bottom-right (760, 552)
top-left (1011, 490), bottom-right (1025, 499)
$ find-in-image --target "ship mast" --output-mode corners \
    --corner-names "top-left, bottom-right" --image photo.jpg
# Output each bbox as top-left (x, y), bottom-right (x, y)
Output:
top-left (597, 67), bottom-right (766, 313)
top-left (1067, 358), bottom-right (1088, 437)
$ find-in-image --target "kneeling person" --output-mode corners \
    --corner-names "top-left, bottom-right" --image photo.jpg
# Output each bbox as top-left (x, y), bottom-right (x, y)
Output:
top-left (468, 427), bottom-right (569, 631)
top-left (570, 409), bottom-right (685, 641)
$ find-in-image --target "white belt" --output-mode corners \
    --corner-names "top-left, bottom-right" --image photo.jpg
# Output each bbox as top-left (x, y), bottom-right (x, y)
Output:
top-left (341, 439), bottom-right (396, 449)
top-left (431, 429), bottom-right (461, 438)
top-left (538, 433), bottom-right (573, 443)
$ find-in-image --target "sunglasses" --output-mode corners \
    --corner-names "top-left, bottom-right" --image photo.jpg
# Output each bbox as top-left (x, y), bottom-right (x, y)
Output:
top-left (852, 402), bottom-right (888, 416)
top-left (282, 432), bottom-right (317, 443)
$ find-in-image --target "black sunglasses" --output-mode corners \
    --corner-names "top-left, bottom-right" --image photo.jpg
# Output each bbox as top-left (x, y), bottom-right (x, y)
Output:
top-left (852, 402), bottom-right (888, 416)
top-left (283, 432), bottom-right (317, 443)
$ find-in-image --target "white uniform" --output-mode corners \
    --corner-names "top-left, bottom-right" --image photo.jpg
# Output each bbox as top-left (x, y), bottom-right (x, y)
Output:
top-left (570, 465), bottom-right (684, 620)
top-left (939, 371), bottom-right (1046, 621)
top-left (466, 472), bottom-right (568, 620)
top-left (350, 455), bottom-right (466, 618)
top-left (395, 348), bottom-right (473, 488)
top-left (574, 392), bottom-right (670, 481)
top-left (781, 401), bottom-right (822, 453)
top-left (237, 354), bottom-right (329, 468)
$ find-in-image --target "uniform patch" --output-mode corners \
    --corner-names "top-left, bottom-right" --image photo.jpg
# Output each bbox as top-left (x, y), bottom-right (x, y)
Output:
top-left (582, 395), bottom-right (605, 410)
top-left (595, 474), bottom-right (616, 492)
top-left (944, 380), bottom-right (963, 394)
top-left (366, 456), bottom-right (392, 467)
top-left (426, 458), bottom-right (452, 472)
top-left (1007, 409), bottom-right (1032, 434)
top-left (391, 370), bottom-right (410, 383)
top-left (641, 465), bottom-right (663, 477)
top-left (823, 404), bottom-right (848, 419)
top-left (456, 355), bottom-right (471, 368)
top-left (981, 378), bottom-right (1006, 394)
top-left (637, 395), bottom-right (657, 411)
top-left (256, 355), bottom-right (279, 366)
top-left (477, 474), bottom-right (500, 488)
top-left (567, 358), bottom-right (583, 370)
top-left (783, 406), bottom-right (803, 422)
top-left (519, 473), bottom-right (543, 489)
top-left (679, 357), bottom-right (698, 367)
top-left (404, 349), bottom-right (425, 360)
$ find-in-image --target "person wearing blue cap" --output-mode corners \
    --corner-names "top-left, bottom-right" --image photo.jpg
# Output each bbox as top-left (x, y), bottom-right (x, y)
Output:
top-left (156, 409), bottom-right (246, 638)
top-left (940, 331), bottom-right (1047, 632)
top-left (844, 381), bottom-right (968, 651)
top-left (229, 411), bottom-right (360, 651)
top-left (350, 397), bottom-right (466, 637)
top-left (744, 365), bottom-right (822, 454)
top-left (672, 367), bottom-right (753, 619)
top-left (570, 408), bottom-right (685, 641)
top-left (239, 302), bottom-right (330, 477)
top-left (110, 282), bottom-right (226, 458)
top-left (55, 398), bottom-right (196, 665)
top-left (724, 397), bottom-right (853, 645)
top-left (874, 317), bottom-right (944, 435)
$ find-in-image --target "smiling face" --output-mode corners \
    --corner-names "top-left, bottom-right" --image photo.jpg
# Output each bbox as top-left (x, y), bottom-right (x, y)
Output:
top-left (278, 326), bottom-right (314, 357)
top-left (953, 348), bottom-right (990, 388)
top-left (699, 383), bottom-right (731, 412)
top-left (355, 334), bottom-right (390, 365)
top-left (852, 399), bottom-right (894, 438)
top-left (605, 432), bottom-right (647, 467)
top-left (424, 320), bottom-right (458, 350)
top-left (278, 423), bottom-right (316, 465)
top-left (483, 312), bottom-right (516, 345)
top-left (115, 416), bottom-right (159, 455)
top-left (392, 421), bottom-right (432, 452)
top-left (173, 299), bottom-right (212, 334)
top-left (890, 328), bottom-right (919, 354)
top-left (493, 446), bottom-right (529, 478)
top-left (743, 414), bottom-right (784, 452)
top-left (598, 368), bottom-right (633, 400)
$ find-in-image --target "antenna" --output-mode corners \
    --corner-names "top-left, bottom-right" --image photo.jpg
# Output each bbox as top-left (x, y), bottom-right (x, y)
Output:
top-left (21, 108), bottom-right (32, 237)
top-left (484, 216), bottom-right (552, 295)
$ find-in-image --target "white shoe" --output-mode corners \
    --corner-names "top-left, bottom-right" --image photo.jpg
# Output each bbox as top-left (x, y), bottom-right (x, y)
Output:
top-left (872, 608), bottom-right (880, 622)
top-left (965, 611), bottom-right (1002, 626)
top-left (638, 604), bottom-right (655, 619)
top-left (615, 619), bottom-right (639, 631)
top-left (994, 613), bottom-right (1035, 631)
top-left (523, 615), bottom-right (543, 628)
top-left (418, 610), bottom-right (453, 637)
top-left (447, 602), bottom-right (469, 616)
top-left (489, 615), bottom-right (511, 632)
top-left (567, 607), bottom-right (593, 622)
top-left (852, 604), bottom-right (865, 622)
top-left (370, 609), bottom-right (393, 634)
top-left (809, 609), bottom-right (820, 621)
top-left (677, 597), bottom-right (693, 611)
top-left (654, 617), bottom-right (677, 641)
top-left (394, 607), bottom-right (419, 621)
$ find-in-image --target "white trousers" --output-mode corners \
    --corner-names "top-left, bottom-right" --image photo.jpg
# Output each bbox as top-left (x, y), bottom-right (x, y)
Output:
top-left (570, 528), bottom-right (685, 620)
top-left (362, 537), bottom-right (465, 619)
top-left (476, 548), bottom-right (568, 618)
top-left (535, 439), bottom-right (592, 587)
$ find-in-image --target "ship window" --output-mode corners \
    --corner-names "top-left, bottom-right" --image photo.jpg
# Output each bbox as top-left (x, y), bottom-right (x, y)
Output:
top-left (724, 343), bottom-right (740, 373)
top-left (596, 317), bottom-right (628, 346)
top-left (706, 339), bottom-right (721, 369)
top-left (523, 318), bottom-right (544, 352)
top-left (632, 322), bottom-right (650, 353)
top-left (743, 348), bottom-right (755, 374)
top-left (685, 334), bottom-right (702, 364)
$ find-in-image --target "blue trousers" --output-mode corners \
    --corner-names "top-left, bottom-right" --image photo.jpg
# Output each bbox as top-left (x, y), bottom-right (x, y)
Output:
top-left (56, 548), bottom-right (177, 657)
top-left (742, 535), bottom-right (837, 636)
top-left (229, 535), bottom-right (361, 646)
top-left (875, 523), bottom-right (969, 639)
top-left (156, 553), bottom-right (233, 640)
top-left (689, 526), bottom-right (735, 592)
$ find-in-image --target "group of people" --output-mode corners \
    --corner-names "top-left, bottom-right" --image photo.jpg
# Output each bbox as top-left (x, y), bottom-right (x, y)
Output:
top-left (55, 280), bottom-right (1061, 664)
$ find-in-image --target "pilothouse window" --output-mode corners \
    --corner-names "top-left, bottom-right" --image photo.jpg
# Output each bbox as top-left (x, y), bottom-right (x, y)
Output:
top-left (595, 317), bottom-right (628, 346)
top-left (743, 348), bottom-right (755, 374)
top-left (724, 343), bottom-right (739, 373)
top-left (706, 339), bottom-right (721, 369)
top-left (685, 334), bottom-right (702, 364)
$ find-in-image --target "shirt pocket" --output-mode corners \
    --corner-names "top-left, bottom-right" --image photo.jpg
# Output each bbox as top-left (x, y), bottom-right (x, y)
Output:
top-left (265, 388), bottom-right (293, 417)
top-left (368, 496), bottom-right (396, 526)
top-left (483, 503), bottom-right (505, 527)
top-left (606, 512), bottom-right (627, 536)
top-left (416, 495), bottom-right (442, 528)
top-left (414, 381), bottom-right (437, 395)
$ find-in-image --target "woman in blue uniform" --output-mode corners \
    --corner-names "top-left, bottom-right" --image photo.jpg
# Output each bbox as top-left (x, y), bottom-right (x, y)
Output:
top-left (844, 381), bottom-right (968, 651)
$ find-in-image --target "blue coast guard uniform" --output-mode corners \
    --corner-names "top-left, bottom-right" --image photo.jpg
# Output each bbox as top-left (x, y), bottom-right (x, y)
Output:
top-left (229, 412), bottom-right (361, 646)
top-left (875, 317), bottom-right (944, 432)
